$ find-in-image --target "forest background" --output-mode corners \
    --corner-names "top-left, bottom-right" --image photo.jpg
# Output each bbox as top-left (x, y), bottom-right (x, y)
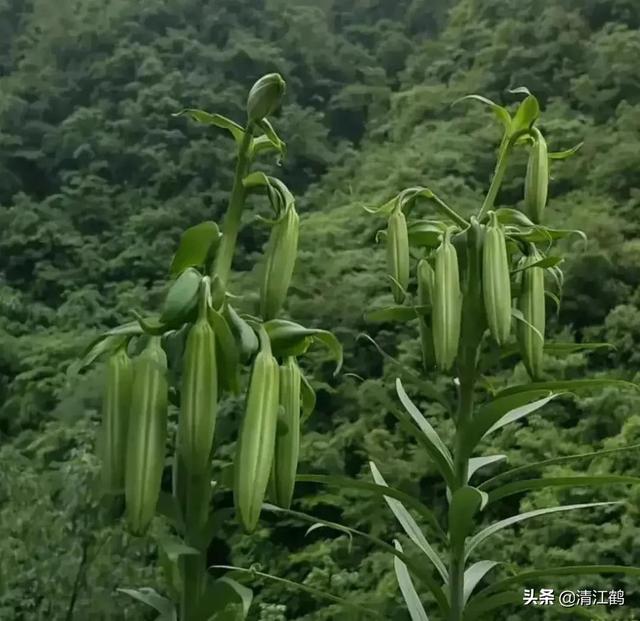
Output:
top-left (1, 0), bottom-right (640, 619)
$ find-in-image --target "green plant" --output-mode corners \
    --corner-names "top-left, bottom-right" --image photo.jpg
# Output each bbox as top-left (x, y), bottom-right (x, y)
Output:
top-left (279, 89), bottom-right (640, 619)
top-left (67, 75), bottom-right (353, 621)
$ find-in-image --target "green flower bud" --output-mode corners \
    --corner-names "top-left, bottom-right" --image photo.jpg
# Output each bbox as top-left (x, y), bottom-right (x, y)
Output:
top-left (247, 73), bottom-right (286, 122)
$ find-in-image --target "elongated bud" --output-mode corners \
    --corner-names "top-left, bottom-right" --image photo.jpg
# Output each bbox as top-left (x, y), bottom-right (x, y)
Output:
top-left (234, 328), bottom-right (280, 532)
top-left (269, 357), bottom-right (302, 509)
top-left (125, 337), bottom-right (168, 535)
top-left (247, 73), bottom-right (286, 122)
top-left (524, 128), bottom-right (548, 224)
top-left (260, 205), bottom-right (299, 320)
top-left (100, 345), bottom-right (133, 495)
top-left (386, 207), bottom-right (410, 304)
top-left (416, 259), bottom-right (436, 370)
top-left (432, 231), bottom-right (462, 371)
top-left (482, 212), bottom-right (512, 345)
top-left (516, 252), bottom-right (545, 379)
top-left (178, 315), bottom-right (218, 474)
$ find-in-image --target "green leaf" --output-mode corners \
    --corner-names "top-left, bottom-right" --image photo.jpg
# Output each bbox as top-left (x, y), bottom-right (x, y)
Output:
top-left (471, 564), bottom-right (640, 602)
top-left (468, 455), bottom-right (507, 482)
top-left (132, 311), bottom-right (170, 336)
top-left (495, 378), bottom-right (640, 399)
top-left (260, 504), bottom-right (449, 615)
top-left (170, 221), bottom-right (221, 278)
top-left (448, 486), bottom-right (488, 551)
top-left (157, 538), bottom-right (200, 564)
top-left (408, 220), bottom-right (449, 248)
top-left (463, 561), bottom-right (500, 606)
top-left (453, 94), bottom-right (511, 132)
top-left (68, 333), bottom-right (130, 376)
top-left (370, 461), bottom-right (448, 582)
top-left (543, 342), bottom-right (615, 355)
top-left (393, 540), bottom-right (430, 621)
top-left (264, 319), bottom-right (343, 375)
top-left (494, 207), bottom-right (536, 228)
top-left (464, 391), bottom-right (557, 457)
top-left (296, 474), bottom-right (445, 540)
top-left (548, 141), bottom-right (583, 160)
top-left (511, 226), bottom-right (587, 244)
top-left (395, 378), bottom-right (455, 486)
top-left (117, 588), bottom-right (176, 619)
top-left (254, 118), bottom-right (286, 162)
top-left (200, 576), bottom-right (253, 620)
top-left (511, 255), bottom-right (563, 273)
top-left (364, 306), bottom-right (421, 323)
top-left (209, 564), bottom-right (383, 618)
top-left (487, 475), bottom-right (640, 503)
top-left (172, 109), bottom-right (245, 144)
top-left (465, 502), bottom-right (619, 560)
top-left (160, 267), bottom-right (202, 326)
top-left (479, 443), bottom-right (640, 490)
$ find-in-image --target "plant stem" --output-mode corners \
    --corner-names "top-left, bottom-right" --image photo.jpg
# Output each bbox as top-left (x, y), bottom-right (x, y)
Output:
top-left (448, 221), bottom-right (485, 621)
top-left (477, 141), bottom-right (511, 221)
top-left (212, 124), bottom-right (255, 287)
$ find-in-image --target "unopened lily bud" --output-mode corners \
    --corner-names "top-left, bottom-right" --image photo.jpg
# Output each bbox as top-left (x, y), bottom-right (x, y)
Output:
top-left (247, 73), bottom-right (286, 122)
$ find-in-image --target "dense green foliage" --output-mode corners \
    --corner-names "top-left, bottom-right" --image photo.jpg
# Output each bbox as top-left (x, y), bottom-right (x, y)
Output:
top-left (1, 0), bottom-right (640, 619)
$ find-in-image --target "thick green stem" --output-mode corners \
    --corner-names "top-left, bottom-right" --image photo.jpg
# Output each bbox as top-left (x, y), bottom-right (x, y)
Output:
top-left (212, 124), bottom-right (255, 286)
top-left (477, 141), bottom-right (511, 221)
top-left (448, 220), bottom-right (485, 621)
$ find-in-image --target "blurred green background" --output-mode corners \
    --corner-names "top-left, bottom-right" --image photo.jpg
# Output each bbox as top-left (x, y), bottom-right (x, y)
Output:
top-left (1, 0), bottom-right (639, 618)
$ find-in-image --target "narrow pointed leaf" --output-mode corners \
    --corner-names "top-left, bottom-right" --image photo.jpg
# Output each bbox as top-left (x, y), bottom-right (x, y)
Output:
top-left (296, 473), bottom-right (445, 540)
top-left (465, 502), bottom-right (619, 560)
top-left (454, 94), bottom-right (511, 132)
top-left (394, 540), bottom-right (430, 621)
top-left (480, 443), bottom-right (640, 490)
top-left (172, 109), bottom-right (244, 144)
top-left (487, 475), bottom-right (640, 503)
top-left (370, 461), bottom-right (448, 582)
top-left (495, 379), bottom-right (640, 399)
top-left (117, 588), bottom-right (175, 617)
top-left (259, 504), bottom-right (449, 614)
top-left (548, 142), bottom-right (583, 160)
top-left (463, 561), bottom-right (500, 605)
top-left (468, 455), bottom-right (507, 482)
top-left (464, 391), bottom-right (556, 456)
top-left (364, 306), bottom-right (421, 323)
top-left (396, 379), bottom-right (454, 471)
top-left (208, 565), bottom-right (382, 618)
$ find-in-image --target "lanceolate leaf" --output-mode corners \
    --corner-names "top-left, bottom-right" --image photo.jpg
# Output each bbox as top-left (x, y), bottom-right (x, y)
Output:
top-left (259, 504), bottom-right (449, 614)
top-left (463, 391), bottom-right (556, 457)
top-left (395, 378), bottom-right (455, 478)
top-left (393, 540), bottom-right (430, 621)
top-left (548, 141), bottom-right (584, 160)
top-left (364, 306), bottom-right (421, 323)
top-left (495, 378), bottom-right (640, 399)
top-left (465, 502), bottom-right (619, 560)
top-left (467, 455), bottom-right (507, 482)
top-left (454, 94), bottom-right (511, 132)
top-left (470, 565), bottom-right (640, 603)
top-left (463, 561), bottom-right (500, 605)
top-left (199, 576), bottom-right (253, 620)
top-left (208, 565), bottom-right (382, 618)
top-left (370, 461), bottom-right (448, 582)
top-left (117, 588), bottom-right (176, 618)
top-left (172, 109), bottom-right (245, 144)
top-left (486, 475), bottom-right (640, 503)
top-left (296, 474), bottom-right (445, 540)
top-left (479, 442), bottom-right (640, 489)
